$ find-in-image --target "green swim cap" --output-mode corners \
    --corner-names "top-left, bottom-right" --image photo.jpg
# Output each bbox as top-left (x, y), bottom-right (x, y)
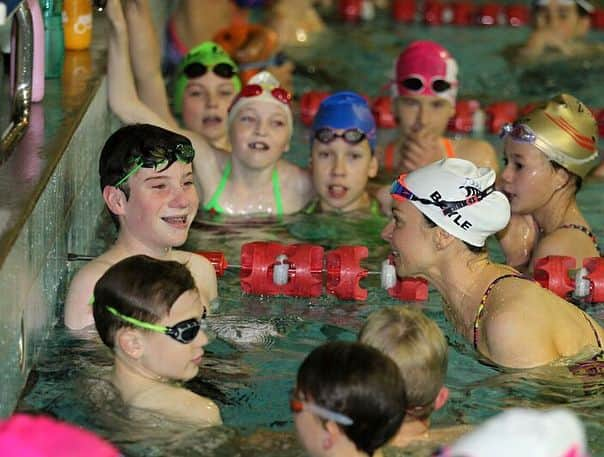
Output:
top-left (173, 41), bottom-right (242, 115)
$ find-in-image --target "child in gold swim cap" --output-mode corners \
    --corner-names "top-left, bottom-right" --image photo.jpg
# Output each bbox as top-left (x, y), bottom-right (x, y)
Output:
top-left (499, 93), bottom-right (600, 272)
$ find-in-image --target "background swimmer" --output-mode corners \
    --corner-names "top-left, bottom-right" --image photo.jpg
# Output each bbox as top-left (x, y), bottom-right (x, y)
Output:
top-left (93, 255), bottom-right (221, 426)
top-left (107, 0), bottom-right (313, 217)
top-left (306, 92), bottom-right (379, 214)
top-left (64, 124), bottom-right (217, 330)
top-left (383, 158), bottom-right (604, 368)
top-left (292, 341), bottom-right (407, 457)
top-left (498, 93), bottom-right (600, 272)
top-left (122, 0), bottom-right (241, 151)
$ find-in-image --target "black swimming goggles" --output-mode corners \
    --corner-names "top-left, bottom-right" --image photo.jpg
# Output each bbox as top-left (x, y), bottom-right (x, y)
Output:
top-left (399, 77), bottom-right (452, 94)
top-left (183, 61), bottom-right (238, 80)
top-left (314, 128), bottom-right (367, 145)
top-left (106, 306), bottom-right (207, 344)
top-left (390, 174), bottom-right (494, 216)
top-left (115, 143), bottom-right (195, 187)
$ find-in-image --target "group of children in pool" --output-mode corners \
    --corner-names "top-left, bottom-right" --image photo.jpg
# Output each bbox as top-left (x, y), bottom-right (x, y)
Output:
top-left (59, 0), bottom-right (604, 455)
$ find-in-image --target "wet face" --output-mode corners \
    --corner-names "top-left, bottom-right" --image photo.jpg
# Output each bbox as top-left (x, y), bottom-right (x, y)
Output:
top-left (140, 289), bottom-right (209, 381)
top-left (535, 1), bottom-right (589, 40)
top-left (381, 199), bottom-right (435, 277)
top-left (311, 136), bottom-right (378, 212)
top-left (500, 138), bottom-right (560, 214)
top-left (182, 72), bottom-right (237, 145)
top-left (229, 101), bottom-right (291, 170)
top-left (395, 95), bottom-right (455, 138)
top-left (122, 161), bottom-right (199, 249)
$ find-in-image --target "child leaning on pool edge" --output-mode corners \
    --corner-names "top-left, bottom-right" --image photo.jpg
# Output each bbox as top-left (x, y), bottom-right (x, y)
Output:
top-left (291, 341), bottom-right (407, 457)
top-left (359, 307), bottom-right (470, 451)
top-left (93, 255), bottom-right (221, 426)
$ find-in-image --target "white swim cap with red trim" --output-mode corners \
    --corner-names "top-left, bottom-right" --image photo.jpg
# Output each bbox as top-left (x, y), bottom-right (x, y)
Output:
top-left (393, 40), bottom-right (459, 105)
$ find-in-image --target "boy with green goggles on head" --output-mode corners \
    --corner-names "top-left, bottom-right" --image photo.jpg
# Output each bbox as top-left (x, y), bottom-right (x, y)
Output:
top-left (93, 254), bottom-right (221, 426)
top-left (64, 124), bottom-right (218, 330)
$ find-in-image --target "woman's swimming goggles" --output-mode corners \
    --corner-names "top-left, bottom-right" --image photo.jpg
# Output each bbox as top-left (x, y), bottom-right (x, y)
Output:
top-left (499, 122), bottom-right (537, 143)
top-left (399, 76), bottom-right (452, 95)
top-left (184, 62), bottom-right (238, 80)
top-left (236, 83), bottom-right (292, 106)
top-left (114, 143), bottom-right (195, 187)
top-left (314, 128), bottom-right (366, 145)
top-left (390, 174), bottom-right (494, 216)
top-left (290, 394), bottom-right (354, 426)
top-left (106, 305), bottom-right (207, 344)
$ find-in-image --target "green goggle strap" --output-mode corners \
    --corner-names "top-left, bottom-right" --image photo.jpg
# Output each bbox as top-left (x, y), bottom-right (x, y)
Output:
top-left (106, 305), bottom-right (167, 334)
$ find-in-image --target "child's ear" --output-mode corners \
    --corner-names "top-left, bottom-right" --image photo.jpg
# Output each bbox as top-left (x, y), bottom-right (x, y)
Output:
top-left (368, 155), bottom-right (379, 178)
top-left (434, 386), bottom-right (449, 411)
top-left (434, 227), bottom-right (455, 250)
top-left (323, 421), bottom-right (341, 450)
top-left (103, 186), bottom-right (128, 217)
top-left (116, 328), bottom-right (145, 359)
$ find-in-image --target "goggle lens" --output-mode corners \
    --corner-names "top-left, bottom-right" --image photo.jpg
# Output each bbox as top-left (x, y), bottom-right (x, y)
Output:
top-left (238, 84), bottom-right (292, 105)
top-left (500, 123), bottom-right (537, 144)
top-left (166, 318), bottom-right (205, 344)
top-left (401, 77), bottom-right (451, 93)
top-left (314, 128), bottom-right (366, 145)
top-left (183, 62), bottom-right (236, 80)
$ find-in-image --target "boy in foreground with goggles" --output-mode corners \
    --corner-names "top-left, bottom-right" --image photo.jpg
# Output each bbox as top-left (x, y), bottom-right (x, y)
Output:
top-left (64, 124), bottom-right (217, 330)
top-left (359, 307), bottom-right (470, 450)
top-left (382, 40), bottom-right (499, 176)
top-left (119, 0), bottom-right (241, 152)
top-left (107, 0), bottom-right (313, 217)
top-left (305, 92), bottom-right (379, 214)
top-left (292, 341), bottom-right (407, 457)
top-left (93, 255), bottom-right (222, 426)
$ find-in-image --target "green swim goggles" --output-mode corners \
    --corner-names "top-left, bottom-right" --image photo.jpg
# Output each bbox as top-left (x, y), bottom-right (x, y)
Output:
top-left (106, 305), bottom-right (207, 344)
top-left (114, 143), bottom-right (195, 187)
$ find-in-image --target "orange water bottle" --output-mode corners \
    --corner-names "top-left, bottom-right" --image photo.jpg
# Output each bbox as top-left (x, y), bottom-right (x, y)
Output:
top-left (62, 0), bottom-right (92, 50)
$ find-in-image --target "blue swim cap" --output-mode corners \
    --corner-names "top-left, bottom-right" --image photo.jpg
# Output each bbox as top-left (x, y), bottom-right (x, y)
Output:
top-left (312, 92), bottom-right (377, 150)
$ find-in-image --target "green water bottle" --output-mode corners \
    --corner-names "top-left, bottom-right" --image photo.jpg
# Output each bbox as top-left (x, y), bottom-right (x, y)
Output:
top-left (41, 0), bottom-right (64, 78)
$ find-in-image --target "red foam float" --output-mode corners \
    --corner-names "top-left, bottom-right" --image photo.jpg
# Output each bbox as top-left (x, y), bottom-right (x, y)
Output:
top-left (371, 96), bottom-right (396, 129)
top-left (506, 4), bottom-right (529, 27)
top-left (485, 101), bottom-right (519, 134)
top-left (196, 251), bottom-right (228, 277)
top-left (582, 257), bottom-right (604, 303)
top-left (325, 246), bottom-right (369, 300)
top-left (448, 99), bottom-right (480, 133)
top-left (533, 255), bottom-right (576, 299)
top-left (392, 0), bottom-right (416, 22)
top-left (339, 0), bottom-right (363, 22)
top-left (300, 91), bottom-right (330, 127)
top-left (240, 242), bottom-right (324, 297)
top-left (388, 276), bottom-right (429, 301)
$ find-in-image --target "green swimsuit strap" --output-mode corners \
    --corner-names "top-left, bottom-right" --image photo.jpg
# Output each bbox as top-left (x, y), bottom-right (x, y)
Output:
top-left (272, 166), bottom-right (283, 216)
top-left (203, 160), bottom-right (231, 214)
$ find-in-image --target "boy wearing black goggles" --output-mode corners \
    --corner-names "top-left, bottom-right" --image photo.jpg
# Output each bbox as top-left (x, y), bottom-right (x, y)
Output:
top-left (93, 255), bottom-right (222, 426)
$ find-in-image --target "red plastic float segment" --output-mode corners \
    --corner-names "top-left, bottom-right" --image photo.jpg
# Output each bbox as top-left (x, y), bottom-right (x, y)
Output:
top-left (300, 91), bottom-right (330, 127)
top-left (240, 242), bottom-right (324, 297)
top-left (451, 1), bottom-right (475, 26)
top-left (388, 276), bottom-right (429, 301)
top-left (592, 8), bottom-right (604, 29)
top-left (583, 257), bottom-right (604, 303)
top-left (448, 99), bottom-right (480, 133)
top-left (392, 0), bottom-right (416, 22)
top-left (506, 4), bottom-right (529, 27)
top-left (325, 246), bottom-right (369, 300)
top-left (424, 0), bottom-right (445, 25)
top-left (339, 0), bottom-right (363, 22)
top-left (371, 96), bottom-right (396, 129)
top-left (533, 255), bottom-right (576, 299)
top-left (196, 251), bottom-right (228, 277)
top-left (477, 4), bottom-right (505, 26)
top-left (485, 101), bottom-right (519, 134)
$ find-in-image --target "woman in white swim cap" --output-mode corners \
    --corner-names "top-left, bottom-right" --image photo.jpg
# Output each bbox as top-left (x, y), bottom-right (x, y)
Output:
top-left (383, 158), bottom-right (603, 369)
top-left (499, 93), bottom-right (600, 272)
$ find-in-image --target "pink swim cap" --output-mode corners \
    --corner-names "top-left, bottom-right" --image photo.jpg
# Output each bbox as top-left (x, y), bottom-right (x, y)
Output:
top-left (0, 414), bottom-right (121, 457)
top-left (394, 40), bottom-right (459, 105)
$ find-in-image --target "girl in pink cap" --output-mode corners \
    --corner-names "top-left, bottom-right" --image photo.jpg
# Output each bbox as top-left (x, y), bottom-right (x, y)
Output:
top-left (382, 40), bottom-right (499, 176)
top-left (106, 0), bottom-right (313, 217)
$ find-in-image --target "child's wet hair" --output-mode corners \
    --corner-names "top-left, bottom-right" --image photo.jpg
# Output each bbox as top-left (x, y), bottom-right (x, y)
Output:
top-left (296, 341), bottom-right (407, 456)
top-left (359, 307), bottom-right (448, 420)
top-left (98, 124), bottom-right (194, 227)
top-left (93, 255), bottom-right (196, 349)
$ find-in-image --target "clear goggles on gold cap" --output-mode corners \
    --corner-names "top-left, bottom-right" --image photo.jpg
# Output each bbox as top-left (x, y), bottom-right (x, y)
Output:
top-left (500, 122), bottom-right (599, 170)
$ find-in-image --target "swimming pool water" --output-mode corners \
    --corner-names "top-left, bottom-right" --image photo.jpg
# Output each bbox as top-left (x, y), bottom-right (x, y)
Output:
top-left (16, 9), bottom-right (604, 457)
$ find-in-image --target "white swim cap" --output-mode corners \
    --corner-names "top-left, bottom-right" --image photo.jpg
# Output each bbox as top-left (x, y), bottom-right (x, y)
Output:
top-left (390, 158), bottom-right (510, 247)
top-left (227, 71), bottom-right (293, 133)
top-left (439, 408), bottom-right (588, 457)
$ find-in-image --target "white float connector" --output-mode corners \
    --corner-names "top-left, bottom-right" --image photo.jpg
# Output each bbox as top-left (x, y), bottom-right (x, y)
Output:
top-left (273, 254), bottom-right (290, 285)
top-left (381, 259), bottom-right (397, 289)
top-left (574, 267), bottom-right (591, 298)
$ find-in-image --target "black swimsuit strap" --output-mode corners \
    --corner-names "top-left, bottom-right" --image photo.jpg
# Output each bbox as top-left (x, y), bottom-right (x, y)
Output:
top-left (583, 313), bottom-right (603, 349)
top-left (558, 223), bottom-right (600, 254)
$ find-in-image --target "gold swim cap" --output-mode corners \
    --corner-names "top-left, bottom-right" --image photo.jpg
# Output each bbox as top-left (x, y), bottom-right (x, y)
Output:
top-left (517, 94), bottom-right (600, 179)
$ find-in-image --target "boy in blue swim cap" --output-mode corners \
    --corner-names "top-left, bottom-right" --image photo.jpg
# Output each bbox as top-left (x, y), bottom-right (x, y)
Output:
top-left (307, 91), bottom-right (379, 214)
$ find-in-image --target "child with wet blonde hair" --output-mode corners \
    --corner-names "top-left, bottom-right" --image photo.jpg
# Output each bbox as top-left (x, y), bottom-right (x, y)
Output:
top-left (359, 307), bottom-right (468, 449)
